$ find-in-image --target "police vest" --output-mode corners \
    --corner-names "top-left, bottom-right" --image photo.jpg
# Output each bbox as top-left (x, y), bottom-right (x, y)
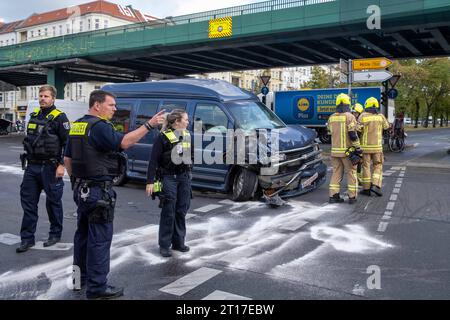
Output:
top-left (160, 129), bottom-right (192, 174)
top-left (23, 107), bottom-right (63, 160)
top-left (69, 117), bottom-right (121, 179)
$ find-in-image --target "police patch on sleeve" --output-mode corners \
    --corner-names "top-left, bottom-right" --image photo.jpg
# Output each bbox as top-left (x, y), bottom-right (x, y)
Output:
top-left (63, 122), bottom-right (71, 130)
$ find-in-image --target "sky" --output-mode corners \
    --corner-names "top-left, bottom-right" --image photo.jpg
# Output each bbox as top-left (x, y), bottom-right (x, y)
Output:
top-left (0, 0), bottom-right (266, 23)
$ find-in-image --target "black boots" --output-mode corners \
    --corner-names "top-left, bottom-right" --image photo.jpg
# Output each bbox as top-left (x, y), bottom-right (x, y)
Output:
top-left (329, 193), bottom-right (345, 203)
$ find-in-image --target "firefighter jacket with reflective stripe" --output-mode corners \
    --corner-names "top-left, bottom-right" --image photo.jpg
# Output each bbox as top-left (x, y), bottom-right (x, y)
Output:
top-left (23, 107), bottom-right (64, 160)
top-left (69, 117), bottom-right (121, 179)
top-left (327, 112), bottom-right (360, 157)
top-left (358, 112), bottom-right (390, 153)
top-left (160, 129), bottom-right (192, 174)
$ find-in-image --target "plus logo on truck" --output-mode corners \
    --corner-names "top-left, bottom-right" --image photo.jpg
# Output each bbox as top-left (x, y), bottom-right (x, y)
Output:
top-left (293, 96), bottom-right (314, 120)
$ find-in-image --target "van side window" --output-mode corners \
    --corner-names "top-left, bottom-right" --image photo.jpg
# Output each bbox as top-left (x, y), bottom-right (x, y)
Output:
top-left (161, 101), bottom-right (186, 113)
top-left (111, 102), bottom-right (132, 133)
top-left (194, 104), bottom-right (228, 134)
top-left (136, 100), bottom-right (159, 127)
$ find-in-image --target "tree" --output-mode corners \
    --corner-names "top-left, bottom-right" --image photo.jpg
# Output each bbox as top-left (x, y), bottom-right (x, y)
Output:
top-left (303, 66), bottom-right (330, 89)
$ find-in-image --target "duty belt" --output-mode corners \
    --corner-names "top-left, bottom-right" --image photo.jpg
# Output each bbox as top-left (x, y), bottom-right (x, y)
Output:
top-left (74, 179), bottom-right (113, 190)
top-left (27, 159), bottom-right (58, 166)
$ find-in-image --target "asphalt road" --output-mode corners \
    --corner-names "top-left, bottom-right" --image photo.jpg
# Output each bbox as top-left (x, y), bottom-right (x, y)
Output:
top-left (0, 128), bottom-right (449, 300)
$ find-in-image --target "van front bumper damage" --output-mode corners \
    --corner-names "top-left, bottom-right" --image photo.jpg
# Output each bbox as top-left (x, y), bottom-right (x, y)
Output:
top-left (258, 143), bottom-right (327, 199)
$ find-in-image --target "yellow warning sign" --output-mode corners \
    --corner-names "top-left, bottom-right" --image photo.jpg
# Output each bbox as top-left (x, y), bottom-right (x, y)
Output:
top-left (209, 17), bottom-right (232, 38)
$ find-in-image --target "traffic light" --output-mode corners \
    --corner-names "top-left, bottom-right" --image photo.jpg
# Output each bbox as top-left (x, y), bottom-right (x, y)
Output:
top-left (381, 91), bottom-right (388, 109)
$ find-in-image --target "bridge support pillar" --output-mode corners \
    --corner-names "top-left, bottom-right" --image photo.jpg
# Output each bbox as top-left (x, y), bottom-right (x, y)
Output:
top-left (46, 68), bottom-right (66, 99)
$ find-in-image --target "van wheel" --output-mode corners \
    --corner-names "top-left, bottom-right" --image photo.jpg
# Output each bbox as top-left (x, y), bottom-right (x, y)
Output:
top-left (231, 168), bottom-right (258, 201)
top-left (319, 131), bottom-right (331, 144)
top-left (113, 166), bottom-right (128, 186)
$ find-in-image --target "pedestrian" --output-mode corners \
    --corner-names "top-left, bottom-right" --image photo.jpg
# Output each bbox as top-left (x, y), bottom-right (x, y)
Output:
top-left (327, 93), bottom-right (362, 204)
top-left (64, 90), bottom-right (165, 299)
top-left (358, 97), bottom-right (390, 197)
top-left (16, 85), bottom-right (70, 253)
top-left (146, 109), bottom-right (193, 258)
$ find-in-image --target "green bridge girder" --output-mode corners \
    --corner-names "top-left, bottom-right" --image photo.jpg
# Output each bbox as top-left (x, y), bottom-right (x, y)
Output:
top-left (0, 0), bottom-right (449, 87)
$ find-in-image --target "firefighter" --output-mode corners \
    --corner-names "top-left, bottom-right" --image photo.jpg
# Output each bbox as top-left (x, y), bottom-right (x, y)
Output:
top-left (352, 103), bottom-right (364, 184)
top-left (358, 97), bottom-right (390, 196)
top-left (327, 93), bottom-right (362, 204)
top-left (146, 109), bottom-right (193, 258)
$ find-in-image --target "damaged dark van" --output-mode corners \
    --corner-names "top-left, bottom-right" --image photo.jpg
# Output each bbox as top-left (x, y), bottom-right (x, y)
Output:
top-left (102, 79), bottom-right (326, 201)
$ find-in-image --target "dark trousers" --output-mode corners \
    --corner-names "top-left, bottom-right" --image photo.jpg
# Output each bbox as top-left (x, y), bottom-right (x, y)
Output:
top-left (73, 185), bottom-right (115, 296)
top-left (19, 163), bottom-right (64, 244)
top-left (159, 173), bottom-right (191, 249)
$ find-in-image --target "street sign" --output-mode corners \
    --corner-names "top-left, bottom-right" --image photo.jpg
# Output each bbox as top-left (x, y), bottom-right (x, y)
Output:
top-left (261, 86), bottom-right (269, 95)
top-left (260, 76), bottom-right (271, 86)
top-left (352, 57), bottom-right (392, 71)
top-left (352, 70), bottom-right (393, 82)
top-left (387, 88), bottom-right (398, 99)
top-left (388, 75), bottom-right (401, 89)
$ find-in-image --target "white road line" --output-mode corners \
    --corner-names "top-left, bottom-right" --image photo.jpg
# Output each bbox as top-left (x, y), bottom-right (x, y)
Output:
top-left (395, 184), bottom-right (402, 188)
top-left (399, 172), bottom-right (405, 177)
top-left (389, 194), bottom-right (398, 201)
top-left (202, 290), bottom-right (252, 300)
top-left (386, 202), bottom-right (395, 211)
top-left (159, 267), bottom-right (222, 296)
top-left (383, 172), bottom-right (393, 176)
top-left (185, 214), bottom-right (196, 220)
top-left (218, 199), bottom-right (236, 205)
top-left (377, 222), bottom-right (389, 232)
top-left (396, 178), bottom-right (403, 184)
top-left (31, 241), bottom-right (73, 251)
top-left (279, 219), bottom-right (308, 231)
top-left (0, 233), bottom-right (21, 245)
top-left (220, 247), bottom-right (259, 263)
top-left (392, 188), bottom-right (400, 194)
top-left (194, 204), bottom-right (223, 213)
top-left (384, 211), bottom-right (392, 216)
top-left (382, 215), bottom-right (392, 220)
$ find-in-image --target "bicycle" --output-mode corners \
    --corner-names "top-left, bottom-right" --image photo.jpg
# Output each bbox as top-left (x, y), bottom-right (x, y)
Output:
top-left (389, 129), bottom-right (406, 152)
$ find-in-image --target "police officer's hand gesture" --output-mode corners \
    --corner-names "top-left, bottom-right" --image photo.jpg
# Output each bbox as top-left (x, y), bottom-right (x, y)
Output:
top-left (148, 110), bottom-right (166, 128)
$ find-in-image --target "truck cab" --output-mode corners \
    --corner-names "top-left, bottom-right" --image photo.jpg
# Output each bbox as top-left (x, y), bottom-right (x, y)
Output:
top-left (103, 79), bottom-right (327, 201)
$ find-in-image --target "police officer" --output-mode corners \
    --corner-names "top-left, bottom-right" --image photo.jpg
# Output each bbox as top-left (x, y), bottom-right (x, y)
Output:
top-left (146, 109), bottom-right (192, 258)
top-left (17, 85), bottom-right (70, 253)
top-left (327, 93), bottom-right (362, 204)
top-left (64, 90), bottom-right (165, 299)
top-left (358, 97), bottom-right (390, 196)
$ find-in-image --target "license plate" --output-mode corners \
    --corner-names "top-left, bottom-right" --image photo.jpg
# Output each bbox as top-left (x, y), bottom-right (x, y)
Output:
top-left (301, 172), bottom-right (319, 189)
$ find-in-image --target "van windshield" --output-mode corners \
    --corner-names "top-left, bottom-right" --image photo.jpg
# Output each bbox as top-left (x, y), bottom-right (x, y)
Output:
top-left (226, 101), bottom-right (286, 130)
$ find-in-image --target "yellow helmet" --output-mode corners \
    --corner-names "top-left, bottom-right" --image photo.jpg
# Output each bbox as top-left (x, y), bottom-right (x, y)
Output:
top-left (336, 93), bottom-right (351, 106)
top-left (353, 103), bottom-right (364, 114)
top-left (365, 97), bottom-right (380, 109)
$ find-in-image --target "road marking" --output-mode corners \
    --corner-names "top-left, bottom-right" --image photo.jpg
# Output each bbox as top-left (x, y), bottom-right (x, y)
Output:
top-left (382, 214), bottom-right (391, 220)
top-left (377, 222), bottom-right (389, 232)
top-left (395, 184), bottom-right (402, 188)
top-left (194, 204), bottom-right (223, 213)
top-left (202, 290), bottom-right (252, 300)
top-left (159, 267), bottom-right (222, 296)
top-left (389, 194), bottom-right (398, 201)
top-left (220, 247), bottom-right (260, 263)
top-left (185, 214), bottom-right (196, 220)
top-left (383, 172), bottom-right (393, 176)
top-left (399, 172), bottom-right (405, 177)
top-left (392, 188), bottom-right (400, 194)
top-left (279, 219), bottom-right (309, 231)
top-left (386, 202), bottom-right (395, 211)
top-left (0, 233), bottom-right (21, 245)
top-left (31, 241), bottom-right (73, 251)
top-left (396, 178), bottom-right (403, 184)
top-left (218, 199), bottom-right (236, 205)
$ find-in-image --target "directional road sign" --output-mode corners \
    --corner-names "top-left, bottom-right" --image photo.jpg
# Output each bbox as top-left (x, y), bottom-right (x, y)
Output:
top-left (352, 70), bottom-right (393, 83)
top-left (352, 57), bottom-right (392, 71)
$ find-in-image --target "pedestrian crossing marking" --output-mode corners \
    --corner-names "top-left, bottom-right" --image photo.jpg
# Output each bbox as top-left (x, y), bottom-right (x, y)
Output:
top-left (159, 267), bottom-right (222, 296)
top-left (194, 204), bottom-right (223, 213)
top-left (202, 290), bottom-right (252, 300)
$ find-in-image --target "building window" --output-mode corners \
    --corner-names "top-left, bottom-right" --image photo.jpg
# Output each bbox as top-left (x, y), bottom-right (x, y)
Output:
top-left (78, 85), bottom-right (82, 98)
top-left (95, 19), bottom-right (100, 30)
top-left (66, 24), bottom-right (70, 34)
top-left (11, 39), bottom-right (14, 45)
top-left (44, 28), bottom-right (48, 36)
top-left (30, 31), bottom-right (34, 38)
top-left (94, 85), bottom-right (101, 90)
top-left (88, 19), bottom-right (91, 30)
top-left (79, 21), bottom-right (83, 32)
top-left (6, 40), bottom-right (9, 46)
top-left (38, 29), bottom-right (41, 37)
top-left (0, 93), bottom-right (3, 102)
top-left (0, 41), bottom-right (3, 46)
top-left (104, 20), bottom-right (109, 29)
top-left (52, 26), bottom-right (56, 36)
top-left (59, 25), bottom-right (62, 35)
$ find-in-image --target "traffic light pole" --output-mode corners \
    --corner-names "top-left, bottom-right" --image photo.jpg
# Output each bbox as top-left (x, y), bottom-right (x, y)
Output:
top-left (383, 80), bottom-right (389, 118)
